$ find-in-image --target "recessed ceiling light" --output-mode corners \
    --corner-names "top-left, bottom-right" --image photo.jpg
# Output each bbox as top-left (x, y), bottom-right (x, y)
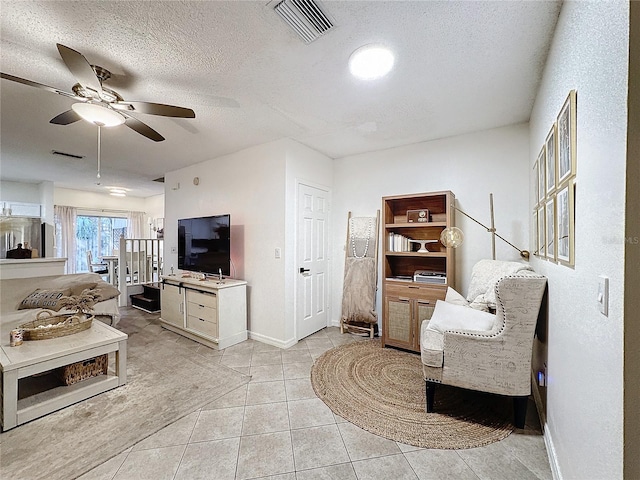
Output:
top-left (108, 187), bottom-right (127, 197)
top-left (349, 44), bottom-right (394, 80)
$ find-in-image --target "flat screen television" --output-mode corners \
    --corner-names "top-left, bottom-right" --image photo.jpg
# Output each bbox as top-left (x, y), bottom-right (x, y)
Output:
top-left (178, 214), bottom-right (231, 276)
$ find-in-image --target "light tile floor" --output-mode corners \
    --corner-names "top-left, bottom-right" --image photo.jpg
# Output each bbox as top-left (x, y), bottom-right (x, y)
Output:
top-left (80, 308), bottom-right (552, 480)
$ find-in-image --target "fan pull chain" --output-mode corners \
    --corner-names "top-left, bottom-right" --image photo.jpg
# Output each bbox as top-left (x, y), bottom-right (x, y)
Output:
top-left (96, 123), bottom-right (104, 180)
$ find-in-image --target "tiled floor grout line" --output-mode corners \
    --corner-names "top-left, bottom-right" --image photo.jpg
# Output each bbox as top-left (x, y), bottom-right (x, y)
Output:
top-left (109, 448), bottom-right (130, 480)
top-left (235, 395), bottom-right (248, 480)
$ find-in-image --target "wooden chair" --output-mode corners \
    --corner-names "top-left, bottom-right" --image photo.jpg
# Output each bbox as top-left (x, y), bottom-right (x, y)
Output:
top-left (86, 250), bottom-right (110, 282)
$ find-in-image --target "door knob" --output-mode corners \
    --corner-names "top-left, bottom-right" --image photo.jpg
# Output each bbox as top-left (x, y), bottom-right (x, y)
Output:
top-left (299, 267), bottom-right (310, 274)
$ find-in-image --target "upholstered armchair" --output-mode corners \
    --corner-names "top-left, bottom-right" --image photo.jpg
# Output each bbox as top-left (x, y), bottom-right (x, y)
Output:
top-left (420, 260), bottom-right (547, 428)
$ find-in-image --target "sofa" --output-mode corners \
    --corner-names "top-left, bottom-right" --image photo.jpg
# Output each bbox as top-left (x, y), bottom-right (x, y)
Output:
top-left (0, 273), bottom-right (121, 333)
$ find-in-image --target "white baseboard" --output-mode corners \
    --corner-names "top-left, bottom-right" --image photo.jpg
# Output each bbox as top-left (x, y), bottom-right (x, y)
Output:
top-left (218, 331), bottom-right (249, 350)
top-left (544, 425), bottom-right (562, 480)
top-left (531, 371), bottom-right (563, 480)
top-left (249, 331), bottom-right (297, 349)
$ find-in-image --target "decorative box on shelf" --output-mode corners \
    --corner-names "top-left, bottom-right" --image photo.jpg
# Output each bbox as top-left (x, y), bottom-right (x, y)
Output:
top-left (407, 209), bottom-right (430, 223)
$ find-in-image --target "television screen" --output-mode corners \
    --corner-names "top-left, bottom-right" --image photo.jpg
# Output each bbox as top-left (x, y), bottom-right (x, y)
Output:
top-left (178, 214), bottom-right (231, 276)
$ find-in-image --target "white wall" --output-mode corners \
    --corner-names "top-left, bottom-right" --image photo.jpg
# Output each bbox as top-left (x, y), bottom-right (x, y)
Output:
top-left (331, 124), bottom-right (530, 325)
top-left (164, 138), bottom-right (333, 347)
top-left (625, 4), bottom-right (640, 477)
top-left (1, 180), bottom-right (54, 256)
top-left (0, 180), bottom-right (55, 221)
top-left (528, 2), bottom-right (628, 478)
top-left (144, 194), bottom-right (165, 237)
top-left (164, 139), bottom-right (288, 345)
top-left (0, 180), bottom-right (42, 203)
top-left (55, 188), bottom-right (148, 213)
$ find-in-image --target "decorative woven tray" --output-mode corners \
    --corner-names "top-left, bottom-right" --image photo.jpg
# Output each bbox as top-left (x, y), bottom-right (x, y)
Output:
top-left (19, 311), bottom-right (94, 341)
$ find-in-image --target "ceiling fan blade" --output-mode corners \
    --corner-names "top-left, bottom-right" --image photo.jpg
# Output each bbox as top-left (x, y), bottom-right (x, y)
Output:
top-left (0, 72), bottom-right (77, 98)
top-left (113, 101), bottom-right (195, 118)
top-left (50, 110), bottom-right (82, 125)
top-left (122, 114), bottom-right (165, 142)
top-left (56, 43), bottom-right (103, 96)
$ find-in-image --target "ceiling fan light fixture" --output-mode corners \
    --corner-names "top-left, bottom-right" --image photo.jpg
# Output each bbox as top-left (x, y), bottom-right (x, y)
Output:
top-left (349, 44), bottom-right (394, 80)
top-left (71, 102), bottom-right (124, 127)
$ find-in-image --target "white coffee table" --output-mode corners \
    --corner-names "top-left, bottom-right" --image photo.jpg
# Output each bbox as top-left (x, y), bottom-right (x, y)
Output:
top-left (0, 320), bottom-right (127, 431)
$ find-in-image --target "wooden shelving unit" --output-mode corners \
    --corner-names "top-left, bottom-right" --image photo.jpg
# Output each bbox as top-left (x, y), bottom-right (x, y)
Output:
top-left (381, 191), bottom-right (456, 352)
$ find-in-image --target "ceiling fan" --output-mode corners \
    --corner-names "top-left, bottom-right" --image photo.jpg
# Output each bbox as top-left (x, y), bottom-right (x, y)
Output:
top-left (0, 43), bottom-right (196, 142)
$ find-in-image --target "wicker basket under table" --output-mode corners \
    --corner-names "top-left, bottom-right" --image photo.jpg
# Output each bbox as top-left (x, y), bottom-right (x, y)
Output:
top-left (58, 354), bottom-right (109, 385)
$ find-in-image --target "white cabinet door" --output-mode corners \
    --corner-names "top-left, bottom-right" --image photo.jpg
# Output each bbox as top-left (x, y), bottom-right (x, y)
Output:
top-left (160, 282), bottom-right (183, 327)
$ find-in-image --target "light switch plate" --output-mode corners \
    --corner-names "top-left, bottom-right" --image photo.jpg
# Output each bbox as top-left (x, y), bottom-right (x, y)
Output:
top-left (275, 247), bottom-right (281, 259)
top-left (597, 275), bottom-right (609, 316)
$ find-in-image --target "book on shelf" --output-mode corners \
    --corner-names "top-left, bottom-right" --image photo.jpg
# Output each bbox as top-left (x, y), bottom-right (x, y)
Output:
top-left (388, 232), bottom-right (411, 252)
top-left (386, 275), bottom-right (413, 282)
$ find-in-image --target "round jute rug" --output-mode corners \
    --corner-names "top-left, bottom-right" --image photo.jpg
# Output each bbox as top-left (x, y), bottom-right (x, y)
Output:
top-left (311, 339), bottom-right (514, 449)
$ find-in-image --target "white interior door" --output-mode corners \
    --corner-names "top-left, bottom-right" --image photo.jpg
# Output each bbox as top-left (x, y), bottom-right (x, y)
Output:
top-left (296, 183), bottom-right (329, 340)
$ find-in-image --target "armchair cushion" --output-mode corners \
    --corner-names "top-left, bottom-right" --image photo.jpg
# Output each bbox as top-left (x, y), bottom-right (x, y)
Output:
top-left (421, 300), bottom-right (496, 368)
top-left (420, 323), bottom-right (444, 367)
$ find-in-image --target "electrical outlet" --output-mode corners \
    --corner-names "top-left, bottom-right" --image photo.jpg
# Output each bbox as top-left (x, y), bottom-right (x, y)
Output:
top-left (597, 275), bottom-right (609, 316)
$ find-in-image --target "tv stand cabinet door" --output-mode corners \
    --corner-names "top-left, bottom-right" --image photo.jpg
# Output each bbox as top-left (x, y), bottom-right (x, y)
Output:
top-left (161, 282), bottom-right (184, 327)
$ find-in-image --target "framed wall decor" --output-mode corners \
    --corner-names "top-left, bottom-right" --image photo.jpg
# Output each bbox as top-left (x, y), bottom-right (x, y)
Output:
top-left (545, 197), bottom-right (556, 262)
top-left (532, 89), bottom-right (577, 267)
top-left (533, 210), bottom-right (539, 257)
top-left (533, 161), bottom-right (539, 206)
top-left (545, 124), bottom-right (557, 195)
top-left (556, 183), bottom-right (575, 266)
top-left (537, 206), bottom-right (545, 258)
top-left (537, 147), bottom-right (546, 204)
top-left (557, 90), bottom-right (577, 185)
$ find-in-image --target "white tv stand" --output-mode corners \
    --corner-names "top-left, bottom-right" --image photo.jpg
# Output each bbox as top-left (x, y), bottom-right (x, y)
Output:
top-left (159, 274), bottom-right (247, 350)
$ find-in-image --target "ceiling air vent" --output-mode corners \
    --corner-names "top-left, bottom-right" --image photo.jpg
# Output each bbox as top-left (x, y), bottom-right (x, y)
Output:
top-left (51, 150), bottom-right (84, 159)
top-left (273, 0), bottom-right (334, 44)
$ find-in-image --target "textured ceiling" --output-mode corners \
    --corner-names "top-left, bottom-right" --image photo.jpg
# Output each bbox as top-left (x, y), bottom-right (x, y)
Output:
top-left (0, 1), bottom-right (561, 198)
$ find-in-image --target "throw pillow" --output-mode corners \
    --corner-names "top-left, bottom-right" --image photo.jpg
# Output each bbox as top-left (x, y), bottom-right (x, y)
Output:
top-left (69, 282), bottom-right (98, 296)
top-left (90, 283), bottom-right (121, 302)
top-left (426, 299), bottom-right (496, 334)
top-left (18, 288), bottom-right (72, 311)
top-left (444, 287), bottom-right (468, 306)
